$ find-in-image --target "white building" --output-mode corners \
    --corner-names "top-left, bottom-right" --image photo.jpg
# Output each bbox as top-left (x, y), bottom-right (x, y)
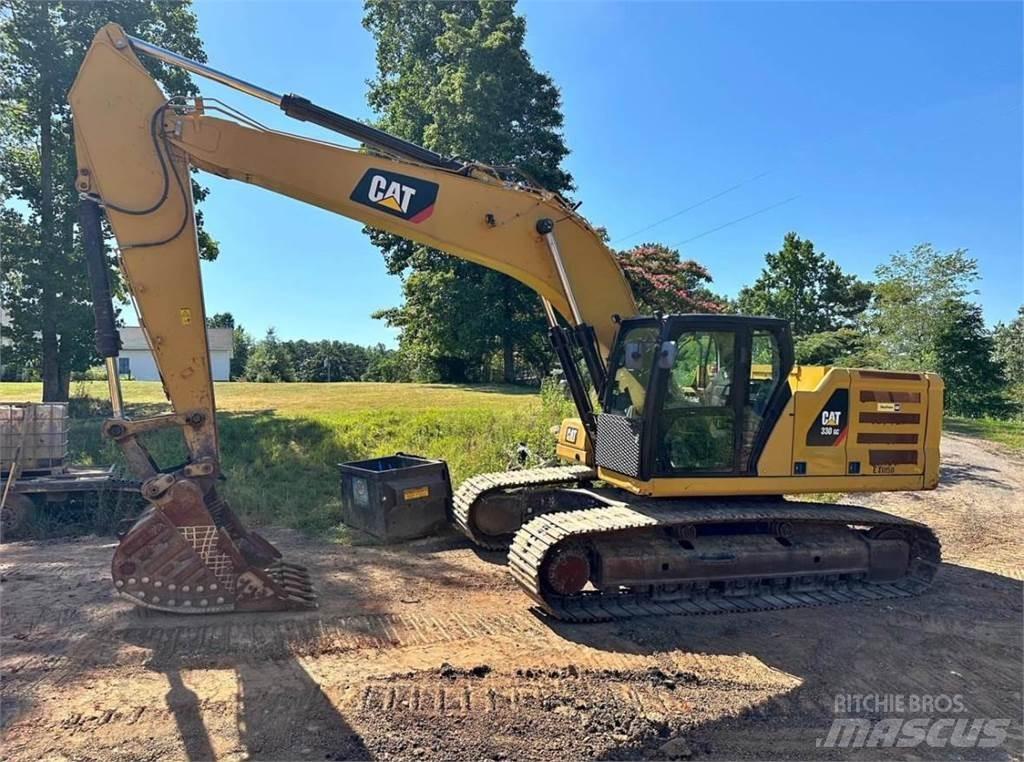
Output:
top-left (0, 308), bottom-right (9, 379)
top-left (118, 326), bottom-right (234, 381)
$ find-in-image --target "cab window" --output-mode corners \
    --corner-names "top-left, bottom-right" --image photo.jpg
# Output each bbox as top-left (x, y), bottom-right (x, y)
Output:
top-left (749, 330), bottom-right (781, 416)
top-left (741, 330), bottom-right (782, 467)
top-left (605, 325), bottom-right (660, 418)
top-left (664, 332), bottom-right (736, 409)
top-left (657, 331), bottom-right (737, 472)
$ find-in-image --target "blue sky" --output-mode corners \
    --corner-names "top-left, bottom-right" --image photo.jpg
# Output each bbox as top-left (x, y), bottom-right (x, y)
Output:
top-left (185, 1), bottom-right (1022, 344)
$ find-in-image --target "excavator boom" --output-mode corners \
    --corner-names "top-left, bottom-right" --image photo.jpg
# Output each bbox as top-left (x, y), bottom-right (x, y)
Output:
top-left (69, 24), bottom-right (634, 613)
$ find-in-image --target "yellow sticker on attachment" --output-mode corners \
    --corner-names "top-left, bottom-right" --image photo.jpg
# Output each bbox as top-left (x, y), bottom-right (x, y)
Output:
top-left (403, 486), bottom-right (430, 501)
top-left (180, 308), bottom-right (192, 326)
top-left (876, 402), bottom-right (901, 412)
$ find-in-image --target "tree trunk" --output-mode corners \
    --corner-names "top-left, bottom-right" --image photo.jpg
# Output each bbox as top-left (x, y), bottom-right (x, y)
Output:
top-left (58, 367), bottom-right (72, 401)
top-left (36, 6), bottom-right (71, 403)
top-left (55, 181), bottom-right (77, 403)
top-left (501, 277), bottom-right (515, 383)
top-left (502, 334), bottom-right (515, 384)
top-left (41, 329), bottom-right (61, 401)
top-left (39, 79), bottom-right (65, 401)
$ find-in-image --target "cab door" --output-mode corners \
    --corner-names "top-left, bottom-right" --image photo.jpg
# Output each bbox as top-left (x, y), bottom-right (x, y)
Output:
top-left (650, 320), bottom-right (791, 477)
top-left (653, 329), bottom-right (741, 474)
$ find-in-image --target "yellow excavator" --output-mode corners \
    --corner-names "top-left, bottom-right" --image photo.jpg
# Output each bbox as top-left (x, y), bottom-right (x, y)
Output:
top-left (69, 24), bottom-right (942, 620)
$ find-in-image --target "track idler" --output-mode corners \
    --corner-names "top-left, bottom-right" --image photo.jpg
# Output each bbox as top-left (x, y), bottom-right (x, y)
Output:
top-left (111, 479), bottom-right (316, 613)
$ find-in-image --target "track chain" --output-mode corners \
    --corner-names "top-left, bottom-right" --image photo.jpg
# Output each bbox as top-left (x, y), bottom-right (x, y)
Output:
top-left (451, 465), bottom-right (597, 550)
top-left (508, 498), bottom-right (941, 622)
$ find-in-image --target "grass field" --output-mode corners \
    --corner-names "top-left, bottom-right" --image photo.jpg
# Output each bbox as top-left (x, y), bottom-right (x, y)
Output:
top-left (5, 380), bottom-right (1020, 538)
top-left (1, 381), bottom-right (572, 537)
top-left (944, 415), bottom-right (1024, 453)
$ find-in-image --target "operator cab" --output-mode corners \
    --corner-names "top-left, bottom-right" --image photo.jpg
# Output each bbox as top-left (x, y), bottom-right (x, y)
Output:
top-left (597, 315), bottom-right (794, 479)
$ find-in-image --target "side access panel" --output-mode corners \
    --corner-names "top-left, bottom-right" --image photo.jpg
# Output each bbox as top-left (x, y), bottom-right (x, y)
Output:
top-left (847, 370), bottom-right (929, 477)
top-left (792, 369), bottom-right (852, 476)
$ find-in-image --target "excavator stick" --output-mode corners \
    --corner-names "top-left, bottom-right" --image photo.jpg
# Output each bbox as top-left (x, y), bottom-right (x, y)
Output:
top-left (79, 198), bottom-right (315, 613)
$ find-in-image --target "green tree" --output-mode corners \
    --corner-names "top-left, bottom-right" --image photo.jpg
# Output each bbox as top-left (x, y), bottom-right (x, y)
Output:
top-left (616, 243), bottom-right (726, 315)
top-left (362, 343), bottom-right (411, 382)
top-left (230, 324), bottom-right (254, 381)
top-left (205, 312), bottom-right (235, 329)
top-left (992, 306), bottom-right (1024, 412)
top-left (204, 312), bottom-right (255, 380)
top-left (864, 244), bottom-right (1013, 415)
top-left (285, 340), bottom-right (372, 382)
top-left (737, 233), bottom-right (872, 337)
top-left (363, 0), bottom-right (571, 383)
top-left (933, 300), bottom-right (1008, 417)
top-left (993, 306), bottom-right (1024, 385)
top-left (1, 1), bottom-right (216, 401)
top-left (793, 327), bottom-right (870, 367)
top-left (244, 328), bottom-right (293, 382)
top-left (864, 244), bottom-right (979, 371)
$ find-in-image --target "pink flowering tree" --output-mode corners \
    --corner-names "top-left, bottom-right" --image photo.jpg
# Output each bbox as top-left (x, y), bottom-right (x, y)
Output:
top-left (616, 243), bottom-right (726, 315)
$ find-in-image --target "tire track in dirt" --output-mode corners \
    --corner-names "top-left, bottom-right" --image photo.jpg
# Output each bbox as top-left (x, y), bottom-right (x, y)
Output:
top-left (6, 663), bottom-right (794, 756)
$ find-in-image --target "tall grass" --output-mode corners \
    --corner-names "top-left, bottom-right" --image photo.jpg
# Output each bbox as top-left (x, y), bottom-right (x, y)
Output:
top-left (2, 380), bottom-right (575, 537)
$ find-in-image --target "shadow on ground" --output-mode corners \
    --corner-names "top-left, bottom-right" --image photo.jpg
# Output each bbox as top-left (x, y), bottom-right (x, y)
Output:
top-left (541, 562), bottom-right (1023, 760)
top-left (1, 528), bottom-right (478, 758)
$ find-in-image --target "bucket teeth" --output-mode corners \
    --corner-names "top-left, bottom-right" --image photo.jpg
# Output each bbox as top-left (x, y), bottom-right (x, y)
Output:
top-left (280, 576), bottom-right (314, 591)
top-left (272, 567), bottom-right (309, 579)
top-left (276, 574), bottom-right (318, 603)
top-left (276, 577), bottom-right (314, 592)
top-left (268, 560), bottom-right (309, 573)
top-left (265, 560), bottom-right (316, 602)
top-left (268, 563), bottom-right (313, 583)
top-left (252, 565), bottom-right (318, 609)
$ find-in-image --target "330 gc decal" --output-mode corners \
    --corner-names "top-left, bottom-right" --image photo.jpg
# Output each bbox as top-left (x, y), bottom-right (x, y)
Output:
top-left (806, 388), bottom-right (849, 446)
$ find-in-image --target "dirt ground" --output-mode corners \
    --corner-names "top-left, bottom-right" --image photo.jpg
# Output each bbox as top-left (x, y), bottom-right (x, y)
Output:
top-left (2, 434), bottom-right (1022, 761)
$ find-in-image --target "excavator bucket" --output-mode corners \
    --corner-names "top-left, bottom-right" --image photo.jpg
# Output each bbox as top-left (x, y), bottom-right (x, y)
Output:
top-left (111, 484), bottom-right (316, 613)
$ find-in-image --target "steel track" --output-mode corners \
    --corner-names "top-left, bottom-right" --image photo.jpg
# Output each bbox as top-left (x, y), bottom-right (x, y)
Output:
top-left (508, 498), bottom-right (941, 622)
top-left (451, 465), bottom-right (597, 549)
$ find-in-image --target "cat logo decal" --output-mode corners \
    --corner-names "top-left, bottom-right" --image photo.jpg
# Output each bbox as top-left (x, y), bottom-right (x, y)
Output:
top-left (351, 169), bottom-right (438, 223)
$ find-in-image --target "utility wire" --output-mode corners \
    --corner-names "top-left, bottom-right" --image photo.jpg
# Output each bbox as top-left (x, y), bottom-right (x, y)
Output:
top-left (612, 84), bottom-right (1019, 250)
top-left (611, 171), bottom-right (770, 245)
top-left (672, 195), bottom-right (799, 247)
